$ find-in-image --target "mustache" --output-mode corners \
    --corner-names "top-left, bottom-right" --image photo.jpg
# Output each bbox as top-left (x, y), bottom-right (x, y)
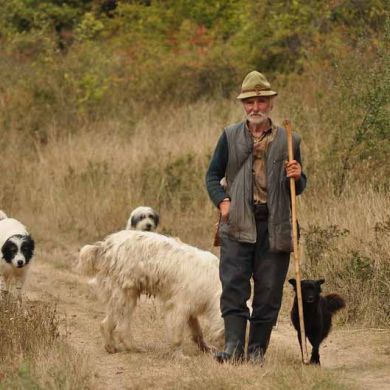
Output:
top-left (249, 112), bottom-right (267, 117)
top-left (247, 112), bottom-right (269, 123)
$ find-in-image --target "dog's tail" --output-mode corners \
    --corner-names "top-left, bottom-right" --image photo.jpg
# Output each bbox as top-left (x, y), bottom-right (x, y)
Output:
top-left (325, 293), bottom-right (346, 313)
top-left (77, 243), bottom-right (103, 277)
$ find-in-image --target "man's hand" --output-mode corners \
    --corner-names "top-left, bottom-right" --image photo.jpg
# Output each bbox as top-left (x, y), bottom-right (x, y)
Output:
top-left (285, 160), bottom-right (302, 181)
top-left (219, 199), bottom-right (230, 222)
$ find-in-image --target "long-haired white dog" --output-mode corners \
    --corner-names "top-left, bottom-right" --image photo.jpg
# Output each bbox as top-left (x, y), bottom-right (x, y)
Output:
top-left (88, 206), bottom-right (160, 289)
top-left (78, 230), bottom-right (223, 356)
top-left (0, 211), bottom-right (35, 297)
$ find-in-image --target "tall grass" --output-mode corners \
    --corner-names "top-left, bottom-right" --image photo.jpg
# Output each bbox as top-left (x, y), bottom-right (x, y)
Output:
top-left (0, 24), bottom-right (389, 328)
top-left (1, 94), bottom-right (389, 327)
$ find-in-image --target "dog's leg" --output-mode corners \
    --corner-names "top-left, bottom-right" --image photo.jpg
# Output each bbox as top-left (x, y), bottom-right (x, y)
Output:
top-left (188, 316), bottom-right (212, 353)
top-left (101, 313), bottom-right (118, 354)
top-left (101, 294), bottom-right (121, 353)
top-left (114, 288), bottom-right (143, 352)
top-left (165, 307), bottom-right (189, 359)
top-left (309, 337), bottom-right (321, 365)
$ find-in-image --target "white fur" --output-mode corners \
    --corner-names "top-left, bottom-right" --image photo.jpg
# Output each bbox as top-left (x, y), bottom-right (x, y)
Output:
top-left (126, 206), bottom-right (159, 232)
top-left (0, 215), bottom-right (32, 296)
top-left (78, 230), bottom-right (223, 356)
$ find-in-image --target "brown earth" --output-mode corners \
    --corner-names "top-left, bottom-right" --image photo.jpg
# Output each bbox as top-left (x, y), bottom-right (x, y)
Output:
top-left (25, 252), bottom-right (390, 390)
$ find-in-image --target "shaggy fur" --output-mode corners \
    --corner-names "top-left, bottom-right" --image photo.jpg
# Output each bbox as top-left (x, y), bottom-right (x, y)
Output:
top-left (78, 230), bottom-right (223, 356)
top-left (126, 206), bottom-right (159, 232)
top-left (0, 211), bottom-right (35, 297)
top-left (289, 278), bottom-right (346, 365)
top-left (88, 206), bottom-right (160, 290)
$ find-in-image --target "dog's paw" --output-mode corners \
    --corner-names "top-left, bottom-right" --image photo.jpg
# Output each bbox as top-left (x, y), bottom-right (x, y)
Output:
top-left (198, 342), bottom-right (215, 354)
top-left (104, 343), bottom-right (118, 354)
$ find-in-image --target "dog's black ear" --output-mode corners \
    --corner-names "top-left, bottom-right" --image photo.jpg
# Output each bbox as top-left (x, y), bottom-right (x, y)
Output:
top-left (318, 278), bottom-right (325, 285)
top-left (288, 278), bottom-right (296, 287)
top-left (154, 212), bottom-right (160, 226)
top-left (130, 215), bottom-right (138, 228)
top-left (28, 236), bottom-right (35, 253)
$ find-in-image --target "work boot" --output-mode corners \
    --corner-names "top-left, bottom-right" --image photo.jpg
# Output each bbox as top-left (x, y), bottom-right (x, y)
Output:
top-left (247, 322), bottom-right (273, 365)
top-left (215, 316), bottom-right (247, 364)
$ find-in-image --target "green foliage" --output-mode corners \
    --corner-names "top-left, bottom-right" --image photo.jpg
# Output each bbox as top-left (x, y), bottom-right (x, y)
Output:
top-left (0, 0), bottom-right (89, 34)
top-left (374, 215), bottom-right (390, 235)
top-left (301, 218), bottom-right (390, 326)
top-left (2, 363), bottom-right (43, 390)
top-left (303, 224), bottom-right (350, 267)
top-left (328, 27), bottom-right (390, 194)
top-left (74, 12), bottom-right (105, 41)
top-left (344, 251), bottom-right (374, 282)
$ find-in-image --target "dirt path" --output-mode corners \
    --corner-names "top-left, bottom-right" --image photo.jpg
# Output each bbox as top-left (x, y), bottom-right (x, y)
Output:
top-left (25, 257), bottom-right (390, 390)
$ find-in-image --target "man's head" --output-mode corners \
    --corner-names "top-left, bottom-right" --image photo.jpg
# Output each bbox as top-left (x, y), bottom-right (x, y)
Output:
top-left (237, 71), bottom-right (277, 126)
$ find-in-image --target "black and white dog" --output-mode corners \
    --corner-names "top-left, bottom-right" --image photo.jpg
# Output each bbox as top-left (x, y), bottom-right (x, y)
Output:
top-left (126, 206), bottom-right (160, 232)
top-left (0, 211), bottom-right (35, 296)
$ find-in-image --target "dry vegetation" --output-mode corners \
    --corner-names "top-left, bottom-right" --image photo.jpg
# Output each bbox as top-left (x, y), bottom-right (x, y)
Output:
top-left (0, 2), bottom-right (389, 387)
top-left (1, 92), bottom-right (389, 388)
top-left (0, 294), bottom-right (93, 388)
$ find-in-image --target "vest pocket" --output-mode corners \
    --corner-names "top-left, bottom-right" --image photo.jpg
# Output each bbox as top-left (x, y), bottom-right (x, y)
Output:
top-left (268, 219), bottom-right (293, 253)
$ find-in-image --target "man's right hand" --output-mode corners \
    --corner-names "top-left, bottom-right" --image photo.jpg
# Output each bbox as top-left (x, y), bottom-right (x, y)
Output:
top-left (219, 199), bottom-right (230, 223)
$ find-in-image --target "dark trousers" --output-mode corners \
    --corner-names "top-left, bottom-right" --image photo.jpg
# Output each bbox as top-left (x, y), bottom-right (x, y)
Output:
top-left (219, 217), bottom-right (290, 326)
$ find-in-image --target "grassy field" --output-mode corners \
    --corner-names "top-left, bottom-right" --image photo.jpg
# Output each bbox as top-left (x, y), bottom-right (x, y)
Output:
top-left (1, 91), bottom-right (389, 387)
top-left (1, 28), bottom-right (389, 390)
top-left (1, 2), bottom-right (389, 387)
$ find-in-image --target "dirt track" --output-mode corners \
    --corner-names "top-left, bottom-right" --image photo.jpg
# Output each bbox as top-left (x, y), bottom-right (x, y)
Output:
top-left (26, 255), bottom-right (390, 390)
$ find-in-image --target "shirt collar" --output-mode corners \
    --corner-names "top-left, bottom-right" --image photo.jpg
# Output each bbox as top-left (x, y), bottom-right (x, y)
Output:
top-left (245, 118), bottom-right (274, 135)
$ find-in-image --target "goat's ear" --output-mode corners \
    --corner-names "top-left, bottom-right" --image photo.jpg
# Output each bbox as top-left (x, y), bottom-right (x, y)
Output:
top-left (288, 278), bottom-right (296, 287)
top-left (318, 278), bottom-right (325, 285)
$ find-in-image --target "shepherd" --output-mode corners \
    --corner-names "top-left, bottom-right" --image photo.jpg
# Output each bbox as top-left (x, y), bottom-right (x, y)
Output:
top-left (205, 71), bottom-right (307, 364)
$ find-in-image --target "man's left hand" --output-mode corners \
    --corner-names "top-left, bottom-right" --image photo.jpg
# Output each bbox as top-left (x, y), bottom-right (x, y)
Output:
top-left (285, 160), bottom-right (302, 181)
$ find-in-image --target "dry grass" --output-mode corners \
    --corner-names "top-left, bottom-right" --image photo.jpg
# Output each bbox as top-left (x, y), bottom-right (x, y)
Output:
top-left (0, 294), bottom-right (93, 388)
top-left (299, 184), bottom-right (390, 326)
top-left (1, 94), bottom-right (389, 388)
top-left (1, 97), bottom-right (389, 326)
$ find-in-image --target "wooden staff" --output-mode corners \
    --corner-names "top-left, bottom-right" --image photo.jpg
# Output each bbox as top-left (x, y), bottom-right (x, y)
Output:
top-left (284, 119), bottom-right (309, 365)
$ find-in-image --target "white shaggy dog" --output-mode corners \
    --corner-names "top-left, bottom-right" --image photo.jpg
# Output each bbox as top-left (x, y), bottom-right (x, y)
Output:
top-left (88, 206), bottom-right (160, 289)
top-left (126, 206), bottom-right (159, 232)
top-left (0, 211), bottom-right (35, 296)
top-left (78, 230), bottom-right (223, 356)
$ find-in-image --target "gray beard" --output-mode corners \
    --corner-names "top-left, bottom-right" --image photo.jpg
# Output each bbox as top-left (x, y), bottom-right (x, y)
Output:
top-left (246, 114), bottom-right (269, 125)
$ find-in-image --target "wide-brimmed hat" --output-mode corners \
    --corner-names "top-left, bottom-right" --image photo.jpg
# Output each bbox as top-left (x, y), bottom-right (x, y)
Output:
top-left (237, 71), bottom-right (277, 100)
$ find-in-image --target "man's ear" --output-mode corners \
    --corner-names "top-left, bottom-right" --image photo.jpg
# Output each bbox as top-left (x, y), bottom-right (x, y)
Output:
top-left (288, 278), bottom-right (296, 288)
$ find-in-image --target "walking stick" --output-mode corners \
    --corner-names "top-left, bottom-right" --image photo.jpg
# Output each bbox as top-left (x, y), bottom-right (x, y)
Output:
top-left (284, 119), bottom-right (310, 365)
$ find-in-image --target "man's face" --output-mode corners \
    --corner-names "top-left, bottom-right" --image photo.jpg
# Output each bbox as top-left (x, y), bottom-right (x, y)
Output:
top-left (242, 96), bottom-right (273, 125)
